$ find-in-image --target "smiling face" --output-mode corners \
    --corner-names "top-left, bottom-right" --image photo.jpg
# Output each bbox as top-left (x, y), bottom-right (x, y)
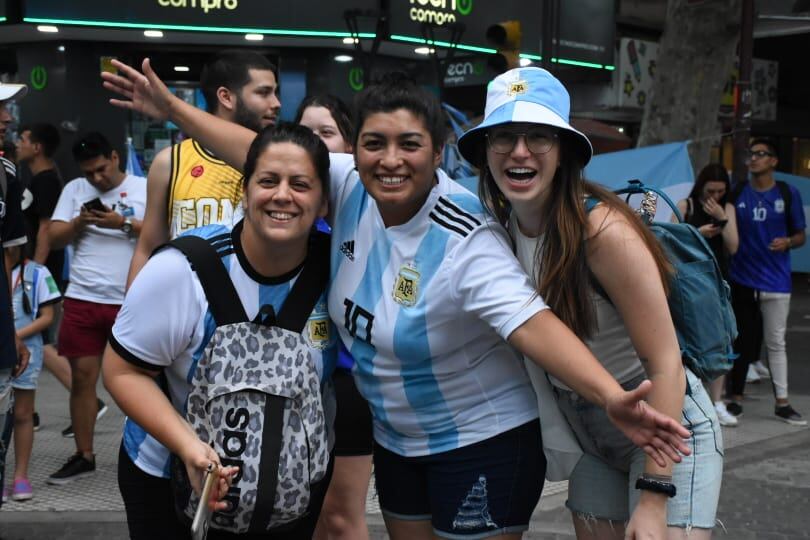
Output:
top-left (242, 141), bottom-right (327, 250)
top-left (232, 69), bottom-right (281, 131)
top-left (355, 108), bottom-right (441, 227)
top-left (299, 105), bottom-right (351, 153)
top-left (485, 122), bottom-right (561, 216)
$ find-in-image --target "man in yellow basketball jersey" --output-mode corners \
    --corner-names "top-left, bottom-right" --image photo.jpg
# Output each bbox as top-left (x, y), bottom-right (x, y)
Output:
top-left (126, 50), bottom-right (280, 284)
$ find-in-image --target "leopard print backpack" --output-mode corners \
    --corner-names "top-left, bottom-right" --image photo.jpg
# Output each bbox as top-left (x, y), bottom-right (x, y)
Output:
top-left (167, 233), bottom-right (330, 535)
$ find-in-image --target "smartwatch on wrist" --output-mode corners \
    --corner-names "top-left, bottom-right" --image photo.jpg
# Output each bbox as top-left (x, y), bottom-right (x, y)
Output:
top-left (635, 473), bottom-right (677, 498)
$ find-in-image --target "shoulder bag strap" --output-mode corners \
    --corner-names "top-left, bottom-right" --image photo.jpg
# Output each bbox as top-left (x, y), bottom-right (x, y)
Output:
top-left (169, 235), bottom-right (249, 325)
top-left (275, 231), bottom-right (331, 334)
top-left (775, 181), bottom-right (795, 234)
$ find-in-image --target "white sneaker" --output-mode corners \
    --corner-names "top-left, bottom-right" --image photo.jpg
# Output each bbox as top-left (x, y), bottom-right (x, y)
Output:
top-left (753, 360), bottom-right (771, 378)
top-left (715, 402), bottom-right (738, 427)
top-left (746, 364), bottom-right (761, 383)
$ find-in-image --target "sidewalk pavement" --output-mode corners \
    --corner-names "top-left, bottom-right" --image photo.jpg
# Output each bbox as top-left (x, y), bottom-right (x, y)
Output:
top-left (3, 278), bottom-right (810, 538)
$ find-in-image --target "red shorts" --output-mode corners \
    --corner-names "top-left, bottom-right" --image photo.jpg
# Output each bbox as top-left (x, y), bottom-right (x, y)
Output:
top-left (58, 298), bottom-right (121, 359)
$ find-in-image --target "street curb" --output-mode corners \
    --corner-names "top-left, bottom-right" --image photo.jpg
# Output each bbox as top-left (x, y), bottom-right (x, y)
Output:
top-left (723, 427), bottom-right (810, 468)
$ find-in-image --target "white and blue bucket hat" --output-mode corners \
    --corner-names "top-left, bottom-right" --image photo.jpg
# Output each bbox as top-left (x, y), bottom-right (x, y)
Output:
top-left (458, 67), bottom-right (593, 166)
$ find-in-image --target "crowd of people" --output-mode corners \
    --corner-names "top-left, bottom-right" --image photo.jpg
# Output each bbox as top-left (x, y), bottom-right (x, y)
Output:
top-left (0, 46), bottom-right (806, 540)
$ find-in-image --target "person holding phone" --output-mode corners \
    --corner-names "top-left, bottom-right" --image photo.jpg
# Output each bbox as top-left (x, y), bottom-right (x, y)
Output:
top-left (674, 164), bottom-right (739, 427)
top-left (47, 132), bottom-right (146, 485)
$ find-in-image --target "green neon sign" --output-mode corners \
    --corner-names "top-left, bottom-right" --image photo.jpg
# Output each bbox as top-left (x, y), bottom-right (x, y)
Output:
top-left (23, 17), bottom-right (376, 38)
top-left (348, 68), bottom-right (364, 92)
top-left (457, 0), bottom-right (473, 16)
top-left (30, 66), bottom-right (48, 90)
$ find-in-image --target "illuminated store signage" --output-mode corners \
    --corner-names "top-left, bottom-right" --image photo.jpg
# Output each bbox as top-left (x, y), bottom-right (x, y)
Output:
top-left (389, 0), bottom-right (616, 69)
top-left (23, 0), bottom-right (378, 37)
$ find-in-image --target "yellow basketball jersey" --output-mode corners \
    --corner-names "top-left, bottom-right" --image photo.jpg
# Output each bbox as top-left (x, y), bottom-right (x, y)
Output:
top-left (167, 139), bottom-right (243, 239)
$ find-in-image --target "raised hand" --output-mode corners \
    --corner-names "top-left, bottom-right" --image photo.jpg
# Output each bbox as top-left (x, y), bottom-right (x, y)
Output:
top-left (702, 197), bottom-right (726, 221)
top-left (605, 379), bottom-right (692, 468)
top-left (101, 58), bottom-right (174, 122)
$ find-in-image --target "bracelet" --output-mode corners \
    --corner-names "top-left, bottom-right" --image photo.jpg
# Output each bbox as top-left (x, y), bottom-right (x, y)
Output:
top-left (635, 473), bottom-right (677, 498)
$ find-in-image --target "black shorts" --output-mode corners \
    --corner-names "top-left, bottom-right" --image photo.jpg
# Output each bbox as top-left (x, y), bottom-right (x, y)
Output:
top-left (373, 420), bottom-right (546, 539)
top-left (332, 367), bottom-right (373, 457)
top-left (118, 443), bottom-right (333, 540)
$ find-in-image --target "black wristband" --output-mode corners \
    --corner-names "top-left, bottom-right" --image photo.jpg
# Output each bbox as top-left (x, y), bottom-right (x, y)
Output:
top-left (635, 474), bottom-right (677, 498)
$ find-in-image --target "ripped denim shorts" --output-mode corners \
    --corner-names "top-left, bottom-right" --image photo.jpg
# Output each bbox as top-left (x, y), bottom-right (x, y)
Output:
top-left (373, 420), bottom-right (546, 539)
top-left (555, 368), bottom-right (723, 530)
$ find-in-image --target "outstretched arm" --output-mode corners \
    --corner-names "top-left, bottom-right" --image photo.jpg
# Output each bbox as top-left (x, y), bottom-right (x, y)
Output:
top-left (102, 58), bottom-right (255, 172)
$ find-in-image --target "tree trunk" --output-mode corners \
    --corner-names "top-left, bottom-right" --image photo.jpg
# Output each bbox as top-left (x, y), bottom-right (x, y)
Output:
top-left (637, 0), bottom-right (742, 170)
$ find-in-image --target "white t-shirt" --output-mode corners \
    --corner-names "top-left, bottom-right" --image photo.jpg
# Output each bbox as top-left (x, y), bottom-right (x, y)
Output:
top-left (112, 222), bottom-right (338, 478)
top-left (327, 153), bottom-right (546, 457)
top-left (51, 175), bottom-right (146, 304)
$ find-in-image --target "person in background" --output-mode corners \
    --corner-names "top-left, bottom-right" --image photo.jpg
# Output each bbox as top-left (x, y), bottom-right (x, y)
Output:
top-left (46, 132), bottom-right (146, 484)
top-left (297, 94), bottom-right (373, 540)
top-left (126, 50), bottom-right (280, 286)
top-left (4, 253), bottom-right (61, 501)
top-left (726, 138), bottom-right (807, 426)
top-left (0, 81), bottom-right (31, 510)
top-left (674, 163), bottom-right (739, 427)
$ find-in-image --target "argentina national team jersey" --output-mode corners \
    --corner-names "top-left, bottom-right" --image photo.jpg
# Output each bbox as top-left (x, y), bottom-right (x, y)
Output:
top-left (111, 222), bottom-right (337, 478)
top-left (327, 154), bottom-right (546, 457)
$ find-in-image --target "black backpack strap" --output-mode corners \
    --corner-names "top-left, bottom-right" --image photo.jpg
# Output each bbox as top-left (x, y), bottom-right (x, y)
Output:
top-left (169, 235), bottom-right (249, 325)
top-left (775, 181), bottom-right (796, 234)
top-left (275, 231), bottom-right (331, 334)
top-left (685, 197), bottom-right (693, 222)
top-left (249, 394), bottom-right (285, 534)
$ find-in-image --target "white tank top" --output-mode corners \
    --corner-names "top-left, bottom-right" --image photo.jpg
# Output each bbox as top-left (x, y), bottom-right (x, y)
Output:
top-left (510, 216), bottom-right (646, 390)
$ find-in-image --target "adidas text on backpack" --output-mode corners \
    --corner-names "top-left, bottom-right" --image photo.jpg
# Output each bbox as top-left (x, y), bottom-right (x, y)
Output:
top-left (168, 232), bottom-right (331, 534)
top-left (601, 180), bottom-right (738, 381)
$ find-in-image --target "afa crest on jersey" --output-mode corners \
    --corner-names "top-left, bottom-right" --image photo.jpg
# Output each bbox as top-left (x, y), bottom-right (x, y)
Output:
top-left (775, 199), bottom-right (785, 213)
top-left (393, 264), bottom-right (420, 307)
top-left (306, 300), bottom-right (332, 350)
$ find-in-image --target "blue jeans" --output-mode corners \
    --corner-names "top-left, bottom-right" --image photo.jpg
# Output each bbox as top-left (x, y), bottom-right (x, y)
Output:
top-left (555, 369), bottom-right (723, 529)
top-left (0, 368), bottom-right (14, 509)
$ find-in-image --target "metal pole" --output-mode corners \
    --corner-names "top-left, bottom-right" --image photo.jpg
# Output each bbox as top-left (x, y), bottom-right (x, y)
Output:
top-left (541, 0), bottom-right (554, 71)
top-left (732, 0), bottom-right (754, 185)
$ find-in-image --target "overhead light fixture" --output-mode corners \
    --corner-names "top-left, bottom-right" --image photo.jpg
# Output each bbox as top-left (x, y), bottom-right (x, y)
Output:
top-left (414, 47), bottom-right (435, 55)
top-left (57, 45), bottom-right (65, 52)
top-left (617, 126), bottom-right (625, 133)
top-left (144, 30), bottom-right (164, 38)
top-left (37, 25), bottom-right (59, 33)
top-left (342, 37), bottom-right (359, 44)
top-left (519, 58), bottom-right (533, 67)
top-left (245, 33), bottom-right (264, 41)
top-left (174, 65), bottom-right (190, 72)
top-left (334, 54), bottom-right (353, 63)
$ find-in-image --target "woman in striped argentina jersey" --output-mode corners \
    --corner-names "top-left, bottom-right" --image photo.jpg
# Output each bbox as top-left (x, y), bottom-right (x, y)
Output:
top-left (103, 60), bottom-right (692, 540)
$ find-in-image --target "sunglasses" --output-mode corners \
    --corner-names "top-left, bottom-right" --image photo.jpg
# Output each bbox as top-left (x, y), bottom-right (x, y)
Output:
top-left (486, 128), bottom-right (558, 155)
top-left (748, 150), bottom-right (775, 160)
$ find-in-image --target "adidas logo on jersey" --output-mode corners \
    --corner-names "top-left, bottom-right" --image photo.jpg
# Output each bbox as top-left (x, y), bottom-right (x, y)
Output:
top-left (340, 240), bottom-right (355, 261)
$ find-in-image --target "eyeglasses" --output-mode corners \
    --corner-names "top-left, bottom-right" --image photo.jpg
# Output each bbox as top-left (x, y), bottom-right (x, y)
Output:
top-left (748, 150), bottom-right (775, 160)
top-left (486, 128), bottom-right (558, 155)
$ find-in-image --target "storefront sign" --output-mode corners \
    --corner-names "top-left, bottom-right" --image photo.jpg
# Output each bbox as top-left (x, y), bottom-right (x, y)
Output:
top-left (23, 0), bottom-right (378, 36)
top-left (388, 0), bottom-right (615, 68)
top-left (443, 57), bottom-right (489, 87)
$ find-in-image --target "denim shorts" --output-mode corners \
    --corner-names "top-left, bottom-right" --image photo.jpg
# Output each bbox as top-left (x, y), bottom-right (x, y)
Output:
top-left (555, 368), bottom-right (723, 529)
top-left (373, 420), bottom-right (546, 539)
top-left (11, 337), bottom-right (43, 390)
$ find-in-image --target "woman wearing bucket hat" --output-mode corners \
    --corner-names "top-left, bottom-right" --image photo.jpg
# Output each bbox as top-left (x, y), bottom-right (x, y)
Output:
top-left (102, 60), bottom-right (693, 540)
top-left (458, 67), bottom-right (722, 539)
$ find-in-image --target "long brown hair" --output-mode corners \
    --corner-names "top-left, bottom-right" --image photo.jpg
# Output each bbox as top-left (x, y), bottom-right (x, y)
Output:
top-left (478, 134), bottom-right (672, 339)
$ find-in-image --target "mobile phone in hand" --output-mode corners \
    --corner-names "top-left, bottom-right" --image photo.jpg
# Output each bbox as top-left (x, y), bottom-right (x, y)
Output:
top-left (82, 197), bottom-right (108, 213)
top-left (711, 218), bottom-right (728, 228)
top-left (191, 464), bottom-right (218, 540)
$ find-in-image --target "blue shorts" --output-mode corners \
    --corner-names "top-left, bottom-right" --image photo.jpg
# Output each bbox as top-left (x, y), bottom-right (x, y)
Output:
top-left (556, 369), bottom-right (723, 529)
top-left (11, 337), bottom-right (43, 391)
top-left (373, 420), bottom-right (546, 539)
